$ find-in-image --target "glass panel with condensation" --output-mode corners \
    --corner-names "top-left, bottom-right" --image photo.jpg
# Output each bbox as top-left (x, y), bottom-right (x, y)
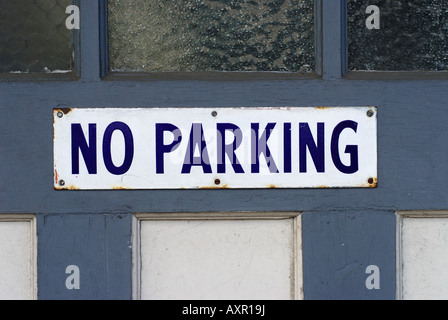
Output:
top-left (0, 0), bottom-right (74, 74)
top-left (348, 0), bottom-right (448, 71)
top-left (108, 0), bottom-right (315, 73)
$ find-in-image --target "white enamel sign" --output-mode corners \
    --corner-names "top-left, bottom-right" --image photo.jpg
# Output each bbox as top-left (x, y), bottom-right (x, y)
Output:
top-left (53, 107), bottom-right (377, 190)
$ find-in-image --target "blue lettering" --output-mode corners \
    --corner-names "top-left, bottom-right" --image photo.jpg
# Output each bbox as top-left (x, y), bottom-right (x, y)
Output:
top-left (331, 120), bottom-right (359, 174)
top-left (284, 123), bottom-right (292, 173)
top-left (217, 123), bottom-right (244, 174)
top-left (251, 123), bottom-right (279, 174)
top-left (299, 123), bottom-right (325, 173)
top-left (71, 123), bottom-right (97, 174)
top-left (102, 122), bottom-right (134, 175)
top-left (181, 123), bottom-right (212, 174)
top-left (156, 124), bottom-right (182, 174)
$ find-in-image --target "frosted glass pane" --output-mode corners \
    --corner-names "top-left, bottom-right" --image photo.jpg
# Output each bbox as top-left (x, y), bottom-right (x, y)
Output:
top-left (108, 0), bottom-right (315, 72)
top-left (348, 0), bottom-right (448, 71)
top-left (0, 0), bottom-right (74, 73)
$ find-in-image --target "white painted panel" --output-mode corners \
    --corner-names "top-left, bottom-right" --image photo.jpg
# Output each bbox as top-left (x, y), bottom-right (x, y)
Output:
top-left (138, 218), bottom-right (300, 300)
top-left (400, 216), bottom-right (448, 300)
top-left (0, 219), bottom-right (36, 300)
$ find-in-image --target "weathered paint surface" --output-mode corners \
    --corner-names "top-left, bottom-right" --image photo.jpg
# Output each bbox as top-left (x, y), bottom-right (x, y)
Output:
top-left (138, 218), bottom-right (299, 300)
top-left (398, 212), bottom-right (448, 300)
top-left (302, 211), bottom-right (395, 299)
top-left (37, 214), bottom-right (132, 300)
top-left (0, 217), bottom-right (36, 300)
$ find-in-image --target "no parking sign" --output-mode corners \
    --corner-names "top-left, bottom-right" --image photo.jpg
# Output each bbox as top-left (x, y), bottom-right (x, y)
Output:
top-left (53, 107), bottom-right (377, 190)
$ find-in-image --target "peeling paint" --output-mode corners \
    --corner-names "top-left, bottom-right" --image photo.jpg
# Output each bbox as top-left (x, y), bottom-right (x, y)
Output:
top-left (200, 185), bottom-right (230, 189)
top-left (112, 186), bottom-right (132, 190)
top-left (54, 185), bottom-right (81, 191)
top-left (57, 108), bottom-right (72, 115)
top-left (54, 168), bottom-right (59, 186)
top-left (367, 177), bottom-right (378, 188)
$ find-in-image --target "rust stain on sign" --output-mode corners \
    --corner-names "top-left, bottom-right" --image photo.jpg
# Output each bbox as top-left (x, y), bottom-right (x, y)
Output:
top-left (201, 185), bottom-right (230, 190)
top-left (367, 177), bottom-right (378, 188)
top-left (54, 185), bottom-right (80, 191)
top-left (54, 168), bottom-right (59, 186)
top-left (58, 108), bottom-right (72, 115)
top-left (112, 186), bottom-right (132, 190)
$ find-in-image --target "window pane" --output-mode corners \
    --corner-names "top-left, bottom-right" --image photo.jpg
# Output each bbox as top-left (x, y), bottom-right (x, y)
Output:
top-left (0, 0), bottom-right (74, 73)
top-left (108, 0), bottom-right (315, 73)
top-left (348, 0), bottom-right (448, 71)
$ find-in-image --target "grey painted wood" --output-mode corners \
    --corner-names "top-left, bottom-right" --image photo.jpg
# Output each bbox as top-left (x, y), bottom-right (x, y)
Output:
top-left (80, 0), bottom-right (101, 81)
top-left (37, 213), bottom-right (132, 300)
top-left (322, 0), bottom-right (343, 80)
top-left (302, 210), bottom-right (396, 299)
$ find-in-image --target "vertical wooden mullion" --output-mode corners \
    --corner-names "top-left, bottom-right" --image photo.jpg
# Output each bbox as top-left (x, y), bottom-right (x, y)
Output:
top-left (321, 0), bottom-right (344, 80)
top-left (99, 0), bottom-right (109, 78)
top-left (80, 0), bottom-right (101, 81)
